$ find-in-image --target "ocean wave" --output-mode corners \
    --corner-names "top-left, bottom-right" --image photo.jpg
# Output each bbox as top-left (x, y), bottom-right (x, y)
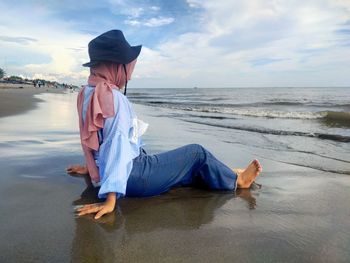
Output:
top-left (181, 106), bottom-right (327, 119)
top-left (267, 98), bottom-right (350, 107)
top-left (146, 102), bottom-right (349, 120)
top-left (323, 111), bottom-right (350, 121)
top-left (322, 111), bottom-right (350, 128)
top-left (227, 108), bottom-right (325, 119)
top-left (131, 97), bottom-right (350, 108)
top-left (181, 119), bottom-right (350, 143)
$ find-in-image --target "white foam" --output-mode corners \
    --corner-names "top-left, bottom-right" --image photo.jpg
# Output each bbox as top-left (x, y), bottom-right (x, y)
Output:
top-left (187, 107), bottom-right (327, 120)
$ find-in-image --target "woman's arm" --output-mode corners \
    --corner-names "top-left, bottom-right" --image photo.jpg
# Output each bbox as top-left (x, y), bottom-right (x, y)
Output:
top-left (76, 192), bottom-right (116, 219)
top-left (67, 164), bottom-right (116, 218)
top-left (73, 92), bottom-right (138, 219)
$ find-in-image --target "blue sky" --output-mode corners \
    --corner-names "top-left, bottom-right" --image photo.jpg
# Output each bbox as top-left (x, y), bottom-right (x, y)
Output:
top-left (0, 0), bottom-right (349, 88)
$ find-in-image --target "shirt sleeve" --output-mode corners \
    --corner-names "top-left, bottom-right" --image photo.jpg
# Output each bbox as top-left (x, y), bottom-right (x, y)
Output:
top-left (97, 130), bottom-right (136, 199)
top-left (96, 90), bottom-right (141, 199)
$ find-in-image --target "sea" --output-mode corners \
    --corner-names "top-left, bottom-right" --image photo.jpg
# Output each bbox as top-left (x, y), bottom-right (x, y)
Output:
top-left (128, 87), bottom-right (350, 175)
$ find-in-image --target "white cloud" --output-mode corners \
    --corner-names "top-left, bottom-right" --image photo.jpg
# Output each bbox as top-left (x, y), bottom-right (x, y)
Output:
top-left (0, 2), bottom-right (91, 85)
top-left (128, 7), bottom-right (144, 18)
top-left (124, 19), bottom-right (141, 26)
top-left (0, 0), bottom-right (349, 87)
top-left (187, 0), bottom-right (201, 9)
top-left (150, 6), bottom-right (160, 11)
top-left (125, 16), bottom-right (175, 27)
top-left (0, 36), bottom-right (37, 44)
top-left (133, 0), bottom-right (350, 87)
top-left (108, 0), bottom-right (144, 18)
top-left (144, 17), bottom-right (175, 27)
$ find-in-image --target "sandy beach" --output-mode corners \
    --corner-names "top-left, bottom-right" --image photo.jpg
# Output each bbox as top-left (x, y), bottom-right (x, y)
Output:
top-left (0, 84), bottom-right (66, 118)
top-left (0, 91), bottom-right (349, 263)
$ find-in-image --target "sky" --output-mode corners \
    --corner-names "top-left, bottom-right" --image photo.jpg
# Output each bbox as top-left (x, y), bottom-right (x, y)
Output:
top-left (0, 0), bottom-right (349, 88)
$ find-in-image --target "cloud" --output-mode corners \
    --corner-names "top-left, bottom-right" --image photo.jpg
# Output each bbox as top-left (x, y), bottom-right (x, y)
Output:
top-left (187, 0), bottom-right (201, 9)
top-left (0, 0), bottom-right (349, 87)
top-left (125, 16), bottom-right (175, 27)
top-left (144, 17), bottom-right (175, 27)
top-left (108, 0), bottom-right (144, 18)
top-left (150, 6), bottom-right (160, 11)
top-left (124, 19), bottom-right (141, 26)
top-left (132, 0), bottom-right (350, 87)
top-left (0, 1), bottom-right (92, 84)
top-left (0, 36), bottom-right (37, 45)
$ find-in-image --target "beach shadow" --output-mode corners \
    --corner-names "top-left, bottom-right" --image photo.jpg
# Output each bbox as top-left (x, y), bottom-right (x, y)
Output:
top-left (70, 184), bottom-right (261, 261)
top-left (72, 183), bottom-right (260, 230)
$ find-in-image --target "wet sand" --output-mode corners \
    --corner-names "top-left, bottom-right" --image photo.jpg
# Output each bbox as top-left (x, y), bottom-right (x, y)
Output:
top-left (0, 84), bottom-right (65, 118)
top-left (0, 92), bottom-right (349, 262)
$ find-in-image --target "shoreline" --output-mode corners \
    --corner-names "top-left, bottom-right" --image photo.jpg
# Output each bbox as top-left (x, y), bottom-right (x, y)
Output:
top-left (0, 92), bottom-right (349, 262)
top-left (0, 84), bottom-right (66, 118)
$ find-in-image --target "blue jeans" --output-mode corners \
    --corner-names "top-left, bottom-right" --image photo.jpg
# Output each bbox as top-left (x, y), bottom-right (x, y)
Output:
top-left (126, 144), bottom-right (238, 197)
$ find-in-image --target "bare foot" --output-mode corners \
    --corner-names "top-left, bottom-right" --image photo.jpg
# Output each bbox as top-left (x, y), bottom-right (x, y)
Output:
top-left (236, 159), bottom-right (262, 188)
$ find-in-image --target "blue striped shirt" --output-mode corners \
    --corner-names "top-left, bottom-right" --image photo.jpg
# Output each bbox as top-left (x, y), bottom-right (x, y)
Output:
top-left (82, 86), bottom-right (145, 199)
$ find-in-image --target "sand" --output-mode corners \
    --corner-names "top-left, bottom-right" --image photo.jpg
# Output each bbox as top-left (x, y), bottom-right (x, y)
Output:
top-left (0, 91), bottom-right (349, 263)
top-left (0, 84), bottom-right (65, 118)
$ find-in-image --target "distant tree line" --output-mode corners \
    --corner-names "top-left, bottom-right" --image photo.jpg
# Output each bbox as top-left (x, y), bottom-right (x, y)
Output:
top-left (0, 67), bottom-right (5, 79)
top-left (0, 68), bottom-right (79, 90)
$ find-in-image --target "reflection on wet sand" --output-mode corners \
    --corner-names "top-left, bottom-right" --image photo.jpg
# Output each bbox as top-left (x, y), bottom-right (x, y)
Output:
top-left (71, 183), bottom-right (259, 262)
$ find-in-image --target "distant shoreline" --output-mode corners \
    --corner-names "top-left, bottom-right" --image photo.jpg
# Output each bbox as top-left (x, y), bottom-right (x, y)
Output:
top-left (0, 84), bottom-right (66, 118)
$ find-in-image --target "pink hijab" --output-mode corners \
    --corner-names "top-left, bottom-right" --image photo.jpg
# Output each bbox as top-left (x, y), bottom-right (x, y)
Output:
top-left (77, 60), bottom-right (137, 182)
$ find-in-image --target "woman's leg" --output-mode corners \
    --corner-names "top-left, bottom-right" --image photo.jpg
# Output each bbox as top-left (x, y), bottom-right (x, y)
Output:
top-left (126, 144), bottom-right (238, 197)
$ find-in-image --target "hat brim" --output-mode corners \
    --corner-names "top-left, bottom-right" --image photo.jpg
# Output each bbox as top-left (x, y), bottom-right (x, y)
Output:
top-left (82, 45), bottom-right (142, 67)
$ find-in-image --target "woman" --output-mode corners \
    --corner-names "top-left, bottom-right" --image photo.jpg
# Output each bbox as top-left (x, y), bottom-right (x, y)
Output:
top-left (67, 30), bottom-right (262, 219)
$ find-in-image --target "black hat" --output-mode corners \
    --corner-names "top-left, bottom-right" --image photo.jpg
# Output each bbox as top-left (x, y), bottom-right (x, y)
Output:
top-left (82, 30), bottom-right (142, 67)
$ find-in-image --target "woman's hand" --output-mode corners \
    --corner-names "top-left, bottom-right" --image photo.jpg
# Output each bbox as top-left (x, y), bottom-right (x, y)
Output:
top-left (66, 164), bottom-right (88, 175)
top-left (75, 193), bottom-right (116, 219)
